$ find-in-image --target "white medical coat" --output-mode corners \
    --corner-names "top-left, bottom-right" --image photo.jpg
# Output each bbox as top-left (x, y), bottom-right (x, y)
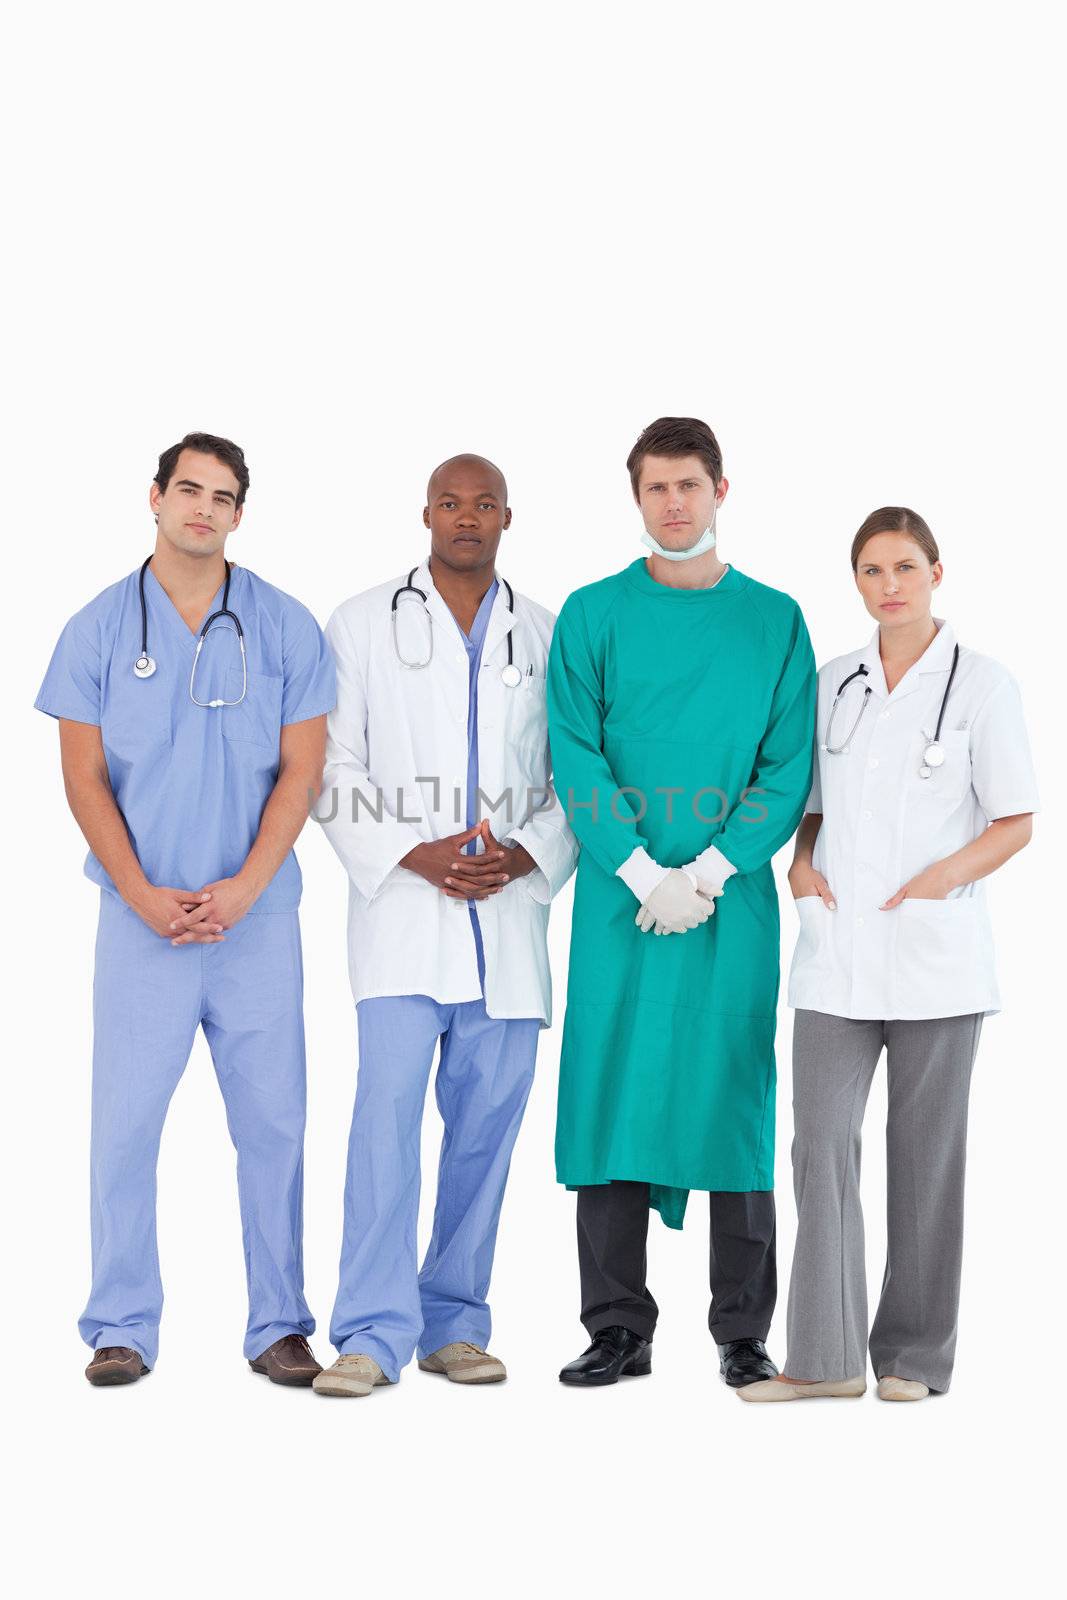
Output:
top-left (319, 561), bottom-right (578, 1023)
top-left (787, 620), bottom-right (1039, 1020)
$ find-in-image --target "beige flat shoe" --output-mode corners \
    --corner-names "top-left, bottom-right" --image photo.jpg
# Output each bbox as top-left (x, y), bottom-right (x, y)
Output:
top-left (738, 1375), bottom-right (866, 1403)
top-left (312, 1354), bottom-right (390, 1397)
top-left (877, 1376), bottom-right (929, 1401)
top-left (418, 1342), bottom-right (506, 1384)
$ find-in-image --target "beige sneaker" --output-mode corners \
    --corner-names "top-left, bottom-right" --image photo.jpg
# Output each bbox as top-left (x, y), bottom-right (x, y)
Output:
top-left (877, 1376), bottom-right (929, 1401)
top-left (738, 1375), bottom-right (867, 1402)
top-left (418, 1342), bottom-right (506, 1384)
top-left (312, 1354), bottom-right (390, 1397)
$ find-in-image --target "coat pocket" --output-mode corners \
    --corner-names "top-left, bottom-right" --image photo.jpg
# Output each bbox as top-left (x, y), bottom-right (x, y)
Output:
top-left (505, 673), bottom-right (548, 748)
top-left (893, 895), bottom-right (991, 1015)
top-left (791, 894), bottom-right (831, 985)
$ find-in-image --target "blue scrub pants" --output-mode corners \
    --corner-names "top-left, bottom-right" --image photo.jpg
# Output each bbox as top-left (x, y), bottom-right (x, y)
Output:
top-left (329, 992), bottom-right (540, 1382)
top-left (79, 892), bottom-right (315, 1367)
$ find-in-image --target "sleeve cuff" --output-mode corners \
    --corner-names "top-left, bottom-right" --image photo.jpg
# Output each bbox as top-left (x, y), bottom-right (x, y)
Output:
top-left (281, 702), bottom-right (336, 727)
top-left (522, 867), bottom-right (552, 904)
top-left (34, 697), bottom-right (100, 725)
top-left (616, 846), bottom-right (670, 904)
top-left (689, 844), bottom-right (737, 889)
top-left (982, 799), bottom-right (1040, 821)
top-left (316, 811), bottom-right (423, 903)
top-left (503, 821), bottom-right (578, 903)
top-left (498, 832), bottom-right (552, 905)
top-left (366, 826), bottom-right (426, 900)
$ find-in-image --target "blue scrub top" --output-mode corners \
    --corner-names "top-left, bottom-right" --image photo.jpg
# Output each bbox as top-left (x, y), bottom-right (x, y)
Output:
top-left (452, 579), bottom-right (498, 987)
top-left (35, 563), bottom-right (336, 911)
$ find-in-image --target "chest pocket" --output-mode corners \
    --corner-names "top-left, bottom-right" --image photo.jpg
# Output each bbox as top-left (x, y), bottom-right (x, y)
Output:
top-left (910, 728), bottom-right (972, 804)
top-left (505, 672), bottom-right (548, 750)
top-left (221, 668), bottom-right (284, 751)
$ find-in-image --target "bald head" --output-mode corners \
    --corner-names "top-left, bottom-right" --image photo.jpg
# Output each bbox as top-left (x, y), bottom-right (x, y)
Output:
top-left (426, 453), bottom-right (508, 506)
top-left (423, 453), bottom-right (511, 575)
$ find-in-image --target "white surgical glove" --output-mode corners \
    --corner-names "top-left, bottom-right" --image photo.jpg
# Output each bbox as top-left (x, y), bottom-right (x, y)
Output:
top-left (634, 869), bottom-right (715, 936)
top-left (661, 849), bottom-right (731, 933)
top-left (684, 844), bottom-right (736, 900)
top-left (616, 846), bottom-right (671, 905)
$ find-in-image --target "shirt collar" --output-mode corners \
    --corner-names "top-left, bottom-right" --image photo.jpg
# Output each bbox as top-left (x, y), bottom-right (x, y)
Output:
top-left (860, 617), bottom-right (957, 702)
top-left (144, 562), bottom-right (230, 646)
top-left (411, 558), bottom-right (515, 663)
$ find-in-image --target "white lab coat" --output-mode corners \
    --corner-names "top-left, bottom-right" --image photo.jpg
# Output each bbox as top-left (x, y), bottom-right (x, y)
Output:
top-left (787, 620), bottom-right (1039, 1021)
top-left (318, 561), bottom-right (578, 1023)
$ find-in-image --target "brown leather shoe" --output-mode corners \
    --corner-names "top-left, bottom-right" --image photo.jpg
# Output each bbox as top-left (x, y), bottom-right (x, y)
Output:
top-left (248, 1334), bottom-right (322, 1387)
top-left (85, 1346), bottom-right (149, 1386)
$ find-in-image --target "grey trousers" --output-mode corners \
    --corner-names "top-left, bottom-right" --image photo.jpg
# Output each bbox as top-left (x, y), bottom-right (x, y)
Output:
top-left (786, 1009), bottom-right (983, 1393)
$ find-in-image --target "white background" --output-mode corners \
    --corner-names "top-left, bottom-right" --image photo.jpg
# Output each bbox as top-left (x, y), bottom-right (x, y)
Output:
top-left (6, 2), bottom-right (1063, 1595)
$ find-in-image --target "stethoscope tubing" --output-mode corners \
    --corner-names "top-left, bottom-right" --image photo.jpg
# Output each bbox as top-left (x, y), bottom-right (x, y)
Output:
top-left (135, 556), bottom-right (246, 706)
top-left (391, 565), bottom-right (518, 678)
top-left (821, 644), bottom-right (961, 774)
top-left (821, 664), bottom-right (871, 754)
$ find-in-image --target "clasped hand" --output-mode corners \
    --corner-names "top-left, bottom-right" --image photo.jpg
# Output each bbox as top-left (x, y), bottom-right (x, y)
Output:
top-left (402, 819), bottom-right (537, 900)
top-left (130, 876), bottom-right (258, 944)
top-left (636, 868), bottom-right (723, 936)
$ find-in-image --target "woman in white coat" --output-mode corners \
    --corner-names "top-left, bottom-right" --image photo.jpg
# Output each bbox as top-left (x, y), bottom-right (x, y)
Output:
top-left (741, 506), bottom-right (1038, 1403)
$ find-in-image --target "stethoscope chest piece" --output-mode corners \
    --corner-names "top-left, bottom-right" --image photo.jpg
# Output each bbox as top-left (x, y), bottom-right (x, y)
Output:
top-left (919, 739), bottom-right (945, 779)
top-left (133, 654), bottom-right (157, 679)
top-left (501, 663), bottom-right (522, 688)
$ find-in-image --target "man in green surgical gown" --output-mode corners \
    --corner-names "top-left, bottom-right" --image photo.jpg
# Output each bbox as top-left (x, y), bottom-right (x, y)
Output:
top-left (548, 417), bottom-right (816, 1389)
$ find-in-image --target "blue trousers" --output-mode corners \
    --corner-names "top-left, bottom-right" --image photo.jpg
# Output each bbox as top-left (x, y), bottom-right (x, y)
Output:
top-left (79, 892), bottom-right (314, 1366)
top-left (329, 992), bottom-right (541, 1381)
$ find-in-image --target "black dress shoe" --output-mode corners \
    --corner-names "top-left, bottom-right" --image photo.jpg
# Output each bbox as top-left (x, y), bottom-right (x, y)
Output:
top-left (559, 1326), bottom-right (652, 1386)
top-left (718, 1337), bottom-right (779, 1387)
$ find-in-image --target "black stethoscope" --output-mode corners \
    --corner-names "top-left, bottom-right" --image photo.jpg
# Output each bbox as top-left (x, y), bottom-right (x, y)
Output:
top-left (391, 566), bottom-right (522, 685)
top-left (134, 555), bottom-right (248, 707)
top-left (821, 644), bottom-right (961, 778)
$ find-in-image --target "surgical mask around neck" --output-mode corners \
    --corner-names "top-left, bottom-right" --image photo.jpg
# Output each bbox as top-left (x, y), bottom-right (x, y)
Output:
top-left (641, 498), bottom-right (720, 562)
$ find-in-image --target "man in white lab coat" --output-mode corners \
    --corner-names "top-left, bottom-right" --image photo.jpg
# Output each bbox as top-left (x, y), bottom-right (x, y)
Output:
top-left (313, 454), bottom-right (577, 1397)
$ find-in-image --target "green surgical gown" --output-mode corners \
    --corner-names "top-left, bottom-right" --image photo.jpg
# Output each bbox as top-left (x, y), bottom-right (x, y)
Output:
top-left (547, 559), bottom-right (816, 1228)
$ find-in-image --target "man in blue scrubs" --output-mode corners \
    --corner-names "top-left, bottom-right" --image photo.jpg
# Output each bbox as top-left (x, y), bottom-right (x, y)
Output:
top-left (36, 432), bottom-right (336, 1387)
top-left (313, 454), bottom-right (577, 1396)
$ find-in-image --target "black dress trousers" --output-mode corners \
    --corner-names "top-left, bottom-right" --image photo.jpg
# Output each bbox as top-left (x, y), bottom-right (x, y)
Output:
top-left (576, 1180), bottom-right (776, 1343)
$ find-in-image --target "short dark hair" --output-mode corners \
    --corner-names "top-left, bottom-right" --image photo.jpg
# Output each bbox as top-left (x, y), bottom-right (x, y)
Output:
top-left (850, 506), bottom-right (939, 570)
top-left (626, 416), bottom-right (723, 498)
top-left (154, 432), bottom-right (250, 508)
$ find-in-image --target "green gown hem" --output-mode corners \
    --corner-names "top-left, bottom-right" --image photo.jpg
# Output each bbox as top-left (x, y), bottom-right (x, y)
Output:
top-left (559, 1171), bottom-right (775, 1231)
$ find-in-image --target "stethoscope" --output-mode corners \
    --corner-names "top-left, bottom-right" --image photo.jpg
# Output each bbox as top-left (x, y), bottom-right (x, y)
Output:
top-left (821, 644), bottom-right (961, 778)
top-left (391, 567), bottom-right (523, 686)
top-left (820, 663), bottom-right (872, 754)
top-left (134, 555), bottom-right (248, 707)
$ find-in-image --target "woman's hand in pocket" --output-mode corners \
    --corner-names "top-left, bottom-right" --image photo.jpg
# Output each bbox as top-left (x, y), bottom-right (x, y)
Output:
top-left (881, 861), bottom-right (954, 909)
top-left (788, 861), bottom-right (836, 909)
